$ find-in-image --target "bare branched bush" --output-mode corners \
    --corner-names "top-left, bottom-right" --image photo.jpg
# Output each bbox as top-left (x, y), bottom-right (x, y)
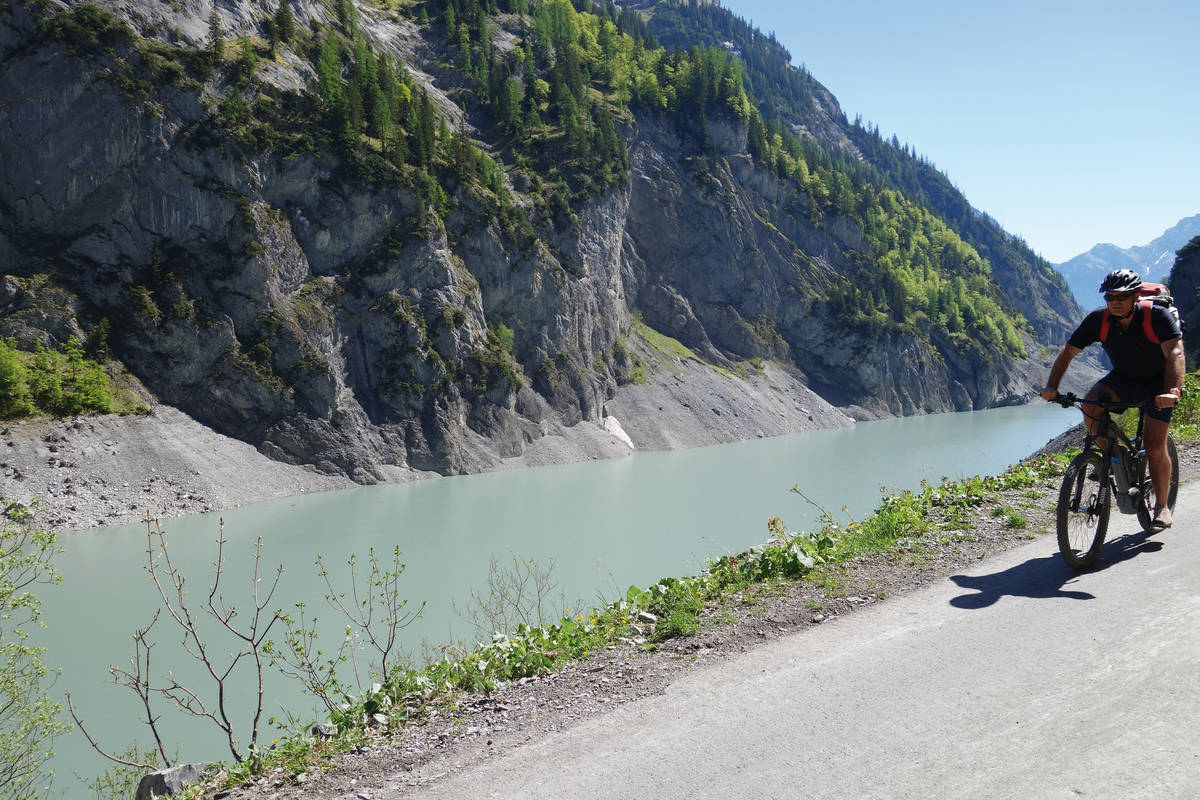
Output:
top-left (71, 517), bottom-right (283, 767)
top-left (456, 554), bottom-right (567, 641)
top-left (69, 520), bottom-right (429, 789)
top-left (270, 547), bottom-right (424, 709)
top-left (265, 601), bottom-right (347, 717)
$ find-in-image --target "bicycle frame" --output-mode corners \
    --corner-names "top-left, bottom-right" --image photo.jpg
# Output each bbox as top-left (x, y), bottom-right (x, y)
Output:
top-left (1076, 399), bottom-right (1149, 515)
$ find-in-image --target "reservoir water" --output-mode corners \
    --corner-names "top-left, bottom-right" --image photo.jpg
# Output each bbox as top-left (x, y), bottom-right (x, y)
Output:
top-left (40, 402), bottom-right (1075, 788)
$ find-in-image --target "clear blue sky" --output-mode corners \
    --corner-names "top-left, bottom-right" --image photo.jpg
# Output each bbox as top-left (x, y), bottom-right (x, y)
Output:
top-left (719, 0), bottom-right (1200, 263)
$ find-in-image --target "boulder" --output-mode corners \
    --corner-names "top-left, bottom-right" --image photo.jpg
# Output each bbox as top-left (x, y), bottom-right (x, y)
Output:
top-left (135, 763), bottom-right (211, 800)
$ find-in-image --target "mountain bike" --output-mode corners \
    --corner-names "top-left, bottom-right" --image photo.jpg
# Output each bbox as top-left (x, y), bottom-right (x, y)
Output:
top-left (1053, 393), bottom-right (1178, 570)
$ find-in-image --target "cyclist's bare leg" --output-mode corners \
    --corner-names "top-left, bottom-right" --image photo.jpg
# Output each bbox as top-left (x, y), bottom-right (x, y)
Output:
top-left (1144, 416), bottom-right (1173, 526)
top-left (1084, 382), bottom-right (1116, 448)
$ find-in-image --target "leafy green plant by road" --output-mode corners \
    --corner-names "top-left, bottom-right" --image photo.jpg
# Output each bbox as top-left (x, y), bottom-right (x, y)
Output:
top-left (268, 546), bottom-right (425, 717)
top-left (1167, 372), bottom-right (1200, 442)
top-left (0, 502), bottom-right (68, 800)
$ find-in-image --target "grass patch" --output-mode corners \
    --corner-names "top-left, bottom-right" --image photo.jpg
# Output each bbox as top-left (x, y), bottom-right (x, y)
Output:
top-left (631, 314), bottom-right (733, 378)
top-left (1003, 509), bottom-right (1028, 528)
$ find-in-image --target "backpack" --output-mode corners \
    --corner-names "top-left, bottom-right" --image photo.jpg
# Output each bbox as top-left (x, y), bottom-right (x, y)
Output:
top-left (1099, 281), bottom-right (1183, 344)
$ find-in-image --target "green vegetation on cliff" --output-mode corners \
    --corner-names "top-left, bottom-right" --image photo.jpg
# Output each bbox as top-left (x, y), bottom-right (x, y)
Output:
top-left (642, 0), bottom-right (1073, 342)
top-left (0, 338), bottom-right (113, 419)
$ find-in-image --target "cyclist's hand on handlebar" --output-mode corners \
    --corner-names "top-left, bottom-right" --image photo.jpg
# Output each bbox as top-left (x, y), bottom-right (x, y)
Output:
top-left (1040, 386), bottom-right (1059, 402)
top-left (1155, 392), bottom-right (1180, 410)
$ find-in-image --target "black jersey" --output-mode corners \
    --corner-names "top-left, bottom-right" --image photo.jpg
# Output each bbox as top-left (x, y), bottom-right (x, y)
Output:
top-left (1067, 303), bottom-right (1182, 381)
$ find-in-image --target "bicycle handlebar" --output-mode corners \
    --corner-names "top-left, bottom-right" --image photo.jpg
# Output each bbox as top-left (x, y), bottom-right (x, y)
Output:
top-left (1051, 392), bottom-right (1152, 411)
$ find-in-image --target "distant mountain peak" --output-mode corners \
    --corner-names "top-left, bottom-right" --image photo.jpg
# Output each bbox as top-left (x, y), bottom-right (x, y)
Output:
top-left (1055, 213), bottom-right (1200, 305)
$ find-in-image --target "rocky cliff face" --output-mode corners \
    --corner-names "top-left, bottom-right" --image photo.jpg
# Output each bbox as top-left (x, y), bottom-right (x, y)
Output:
top-left (619, 118), bottom-right (1043, 417)
top-left (0, 0), bottom-right (1067, 482)
top-left (1167, 235), bottom-right (1200, 364)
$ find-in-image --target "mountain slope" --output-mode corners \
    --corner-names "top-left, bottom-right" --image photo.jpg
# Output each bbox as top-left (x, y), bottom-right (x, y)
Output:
top-left (0, 0), bottom-right (1078, 482)
top-left (1167, 235), bottom-right (1200, 363)
top-left (636, 0), bottom-right (1079, 346)
top-left (1056, 213), bottom-right (1200, 307)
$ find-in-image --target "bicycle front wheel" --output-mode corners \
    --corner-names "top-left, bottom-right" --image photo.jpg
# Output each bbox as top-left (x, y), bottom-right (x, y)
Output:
top-left (1057, 451), bottom-right (1111, 570)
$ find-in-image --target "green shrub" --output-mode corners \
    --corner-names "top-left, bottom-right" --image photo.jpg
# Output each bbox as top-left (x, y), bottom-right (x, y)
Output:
top-left (0, 338), bottom-right (114, 419)
top-left (0, 504), bottom-right (68, 800)
top-left (495, 323), bottom-right (515, 355)
top-left (1170, 372), bottom-right (1200, 441)
top-left (0, 344), bottom-right (35, 418)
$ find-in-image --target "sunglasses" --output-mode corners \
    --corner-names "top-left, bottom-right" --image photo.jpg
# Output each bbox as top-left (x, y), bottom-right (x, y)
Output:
top-left (1105, 292), bottom-right (1137, 302)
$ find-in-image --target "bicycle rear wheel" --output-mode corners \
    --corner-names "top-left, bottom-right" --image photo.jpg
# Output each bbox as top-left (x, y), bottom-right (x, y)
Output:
top-left (1057, 451), bottom-right (1111, 570)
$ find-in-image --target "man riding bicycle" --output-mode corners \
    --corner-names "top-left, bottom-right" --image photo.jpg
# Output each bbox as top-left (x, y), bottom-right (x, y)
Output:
top-left (1041, 268), bottom-right (1185, 530)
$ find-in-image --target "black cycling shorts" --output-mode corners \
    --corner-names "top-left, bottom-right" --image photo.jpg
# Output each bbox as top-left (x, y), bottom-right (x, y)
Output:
top-left (1096, 371), bottom-right (1174, 423)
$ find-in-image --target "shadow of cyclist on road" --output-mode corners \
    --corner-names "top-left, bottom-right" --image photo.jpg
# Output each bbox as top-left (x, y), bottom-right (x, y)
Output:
top-left (948, 531), bottom-right (1163, 609)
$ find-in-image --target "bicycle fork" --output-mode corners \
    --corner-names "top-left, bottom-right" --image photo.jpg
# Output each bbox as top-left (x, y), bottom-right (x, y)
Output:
top-left (1072, 452), bottom-right (1110, 518)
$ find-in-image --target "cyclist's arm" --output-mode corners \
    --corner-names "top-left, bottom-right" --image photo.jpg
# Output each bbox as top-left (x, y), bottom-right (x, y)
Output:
top-left (1156, 337), bottom-right (1186, 409)
top-left (1041, 344), bottom-right (1082, 400)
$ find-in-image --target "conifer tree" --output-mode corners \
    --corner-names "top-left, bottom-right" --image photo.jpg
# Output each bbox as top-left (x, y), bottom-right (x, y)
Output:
top-left (452, 124), bottom-right (476, 181)
top-left (501, 75), bottom-right (524, 134)
top-left (410, 90), bottom-right (437, 167)
top-left (316, 32), bottom-right (344, 110)
top-left (384, 125), bottom-right (408, 166)
top-left (207, 6), bottom-right (224, 62)
top-left (346, 79), bottom-right (365, 138)
top-left (274, 0), bottom-right (295, 44)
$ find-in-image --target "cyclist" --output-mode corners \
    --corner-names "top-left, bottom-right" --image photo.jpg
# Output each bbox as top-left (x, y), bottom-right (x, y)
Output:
top-left (1040, 268), bottom-right (1185, 530)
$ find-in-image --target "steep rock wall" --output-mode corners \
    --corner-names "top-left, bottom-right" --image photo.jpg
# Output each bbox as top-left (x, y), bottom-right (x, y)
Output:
top-left (1, 0), bottom-right (1059, 483)
top-left (1168, 236), bottom-right (1200, 364)
top-left (620, 118), bottom-right (1038, 418)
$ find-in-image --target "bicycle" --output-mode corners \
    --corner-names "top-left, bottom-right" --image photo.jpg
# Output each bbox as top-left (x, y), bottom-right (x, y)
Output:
top-left (1053, 393), bottom-right (1179, 570)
